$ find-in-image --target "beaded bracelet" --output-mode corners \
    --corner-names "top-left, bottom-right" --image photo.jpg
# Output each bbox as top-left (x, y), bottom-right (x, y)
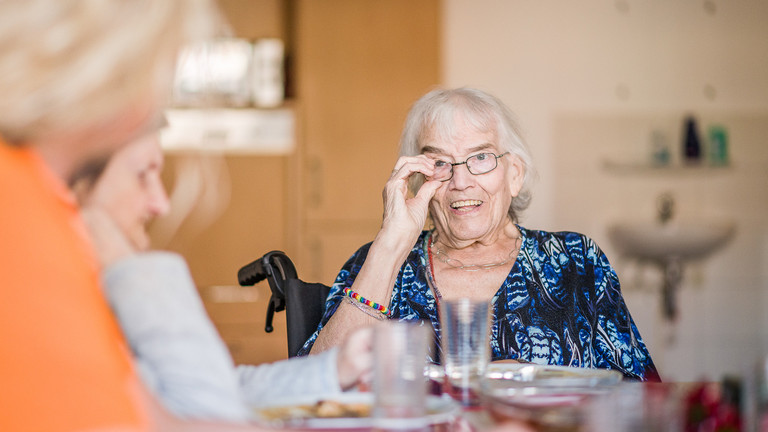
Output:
top-left (343, 287), bottom-right (390, 316)
top-left (343, 296), bottom-right (385, 321)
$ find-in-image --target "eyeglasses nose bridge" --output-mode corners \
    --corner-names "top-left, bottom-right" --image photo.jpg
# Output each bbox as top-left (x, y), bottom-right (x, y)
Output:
top-left (442, 159), bottom-right (470, 181)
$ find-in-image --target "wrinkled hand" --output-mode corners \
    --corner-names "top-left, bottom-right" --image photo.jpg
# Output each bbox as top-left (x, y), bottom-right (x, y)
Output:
top-left (381, 155), bottom-right (442, 243)
top-left (336, 326), bottom-right (374, 390)
top-left (80, 207), bottom-right (136, 268)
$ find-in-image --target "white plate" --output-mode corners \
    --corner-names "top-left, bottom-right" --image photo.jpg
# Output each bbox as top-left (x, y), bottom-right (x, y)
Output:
top-left (479, 362), bottom-right (623, 407)
top-left (483, 362), bottom-right (623, 388)
top-left (427, 361), bottom-right (623, 388)
top-left (252, 392), bottom-right (460, 430)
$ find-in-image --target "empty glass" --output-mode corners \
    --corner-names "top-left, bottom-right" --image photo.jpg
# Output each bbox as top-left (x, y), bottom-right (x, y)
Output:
top-left (440, 298), bottom-right (491, 406)
top-left (372, 321), bottom-right (430, 431)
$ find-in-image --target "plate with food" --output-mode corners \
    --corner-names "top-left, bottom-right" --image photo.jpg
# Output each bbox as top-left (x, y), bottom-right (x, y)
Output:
top-left (252, 392), bottom-right (461, 429)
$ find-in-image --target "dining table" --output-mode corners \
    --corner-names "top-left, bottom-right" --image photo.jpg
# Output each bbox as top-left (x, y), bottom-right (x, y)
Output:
top-left (250, 363), bottom-right (748, 432)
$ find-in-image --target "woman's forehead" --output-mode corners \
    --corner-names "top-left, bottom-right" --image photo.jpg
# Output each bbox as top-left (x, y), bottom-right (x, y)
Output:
top-left (420, 141), bottom-right (498, 157)
top-left (420, 125), bottom-right (498, 154)
top-left (426, 109), bottom-right (496, 138)
top-left (117, 135), bottom-right (163, 168)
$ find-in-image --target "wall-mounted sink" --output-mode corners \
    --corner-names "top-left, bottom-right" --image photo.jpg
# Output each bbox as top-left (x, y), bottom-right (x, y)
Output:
top-left (607, 218), bottom-right (735, 321)
top-left (607, 220), bottom-right (736, 262)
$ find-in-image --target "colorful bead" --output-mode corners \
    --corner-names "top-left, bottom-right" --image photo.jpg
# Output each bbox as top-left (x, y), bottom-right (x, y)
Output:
top-left (343, 287), bottom-right (390, 316)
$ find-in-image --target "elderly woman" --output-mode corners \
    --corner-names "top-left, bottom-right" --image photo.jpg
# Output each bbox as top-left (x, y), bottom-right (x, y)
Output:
top-left (300, 87), bottom-right (659, 381)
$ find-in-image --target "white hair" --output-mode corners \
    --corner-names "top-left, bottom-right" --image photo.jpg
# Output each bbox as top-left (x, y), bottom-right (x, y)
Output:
top-left (399, 87), bottom-right (536, 222)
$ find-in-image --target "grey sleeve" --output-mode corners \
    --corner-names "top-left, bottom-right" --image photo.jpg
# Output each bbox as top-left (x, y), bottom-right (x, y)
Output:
top-left (236, 348), bottom-right (343, 407)
top-left (103, 252), bottom-right (251, 422)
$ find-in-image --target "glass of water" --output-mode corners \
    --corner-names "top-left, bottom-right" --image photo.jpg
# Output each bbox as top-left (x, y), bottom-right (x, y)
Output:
top-left (372, 321), bottom-right (430, 431)
top-left (440, 298), bottom-right (491, 406)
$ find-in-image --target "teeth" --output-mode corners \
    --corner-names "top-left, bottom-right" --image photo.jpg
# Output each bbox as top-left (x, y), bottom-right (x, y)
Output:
top-left (450, 200), bottom-right (482, 209)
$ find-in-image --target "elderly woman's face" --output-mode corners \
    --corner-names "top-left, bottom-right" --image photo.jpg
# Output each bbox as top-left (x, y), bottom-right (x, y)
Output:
top-left (421, 125), bottom-right (523, 246)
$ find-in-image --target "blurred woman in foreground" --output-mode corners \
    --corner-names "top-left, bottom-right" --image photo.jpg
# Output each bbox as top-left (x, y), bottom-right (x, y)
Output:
top-left (74, 131), bottom-right (373, 422)
top-left (0, 0), bottom-right (291, 430)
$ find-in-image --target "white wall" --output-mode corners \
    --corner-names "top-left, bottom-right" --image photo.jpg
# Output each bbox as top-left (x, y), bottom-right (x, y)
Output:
top-left (443, 0), bottom-right (768, 381)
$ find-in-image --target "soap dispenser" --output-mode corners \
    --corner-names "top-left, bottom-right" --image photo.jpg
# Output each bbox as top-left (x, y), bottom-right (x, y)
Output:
top-left (682, 115), bottom-right (702, 164)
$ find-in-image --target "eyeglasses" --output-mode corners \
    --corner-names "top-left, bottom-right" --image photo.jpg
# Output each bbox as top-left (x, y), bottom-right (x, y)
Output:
top-left (430, 151), bottom-right (509, 182)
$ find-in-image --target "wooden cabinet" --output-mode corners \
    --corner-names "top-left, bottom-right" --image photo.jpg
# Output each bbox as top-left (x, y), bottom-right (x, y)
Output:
top-left (216, 0), bottom-right (288, 40)
top-left (153, 0), bottom-right (440, 365)
top-left (154, 154), bottom-right (292, 288)
top-left (152, 153), bottom-right (294, 364)
top-left (290, 0), bottom-right (441, 282)
top-left (199, 284), bottom-right (288, 365)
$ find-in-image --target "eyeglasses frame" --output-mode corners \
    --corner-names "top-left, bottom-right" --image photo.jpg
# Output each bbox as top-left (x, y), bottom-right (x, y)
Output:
top-left (433, 151), bottom-right (510, 182)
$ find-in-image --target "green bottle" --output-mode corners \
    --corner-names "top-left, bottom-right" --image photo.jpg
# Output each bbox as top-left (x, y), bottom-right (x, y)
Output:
top-left (708, 125), bottom-right (728, 166)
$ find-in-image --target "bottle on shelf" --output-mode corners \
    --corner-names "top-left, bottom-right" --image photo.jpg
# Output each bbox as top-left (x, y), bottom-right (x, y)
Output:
top-left (708, 124), bottom-right (729, 166)
top-left (650, 129), bottom-right (671, 166)
top-left (682, 115), bottom-right (702, 164)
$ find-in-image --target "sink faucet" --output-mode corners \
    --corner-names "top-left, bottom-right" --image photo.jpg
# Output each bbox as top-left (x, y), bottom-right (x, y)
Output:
top-left (657, 193), bottom-right (674, 224)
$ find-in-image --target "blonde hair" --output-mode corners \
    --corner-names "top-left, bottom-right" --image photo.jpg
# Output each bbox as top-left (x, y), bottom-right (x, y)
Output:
top-left (0, 0), bottom-right (224, 143)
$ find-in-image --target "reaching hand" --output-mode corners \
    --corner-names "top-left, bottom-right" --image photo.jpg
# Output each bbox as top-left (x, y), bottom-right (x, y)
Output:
top-left (380, 155), bottom-right (442, 245)
top-left (335, 326), bottom-right (374, 391)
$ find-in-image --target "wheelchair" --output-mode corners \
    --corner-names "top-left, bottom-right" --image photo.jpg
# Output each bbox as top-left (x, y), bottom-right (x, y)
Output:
top-left (237, 251), bottom-right (331, 358)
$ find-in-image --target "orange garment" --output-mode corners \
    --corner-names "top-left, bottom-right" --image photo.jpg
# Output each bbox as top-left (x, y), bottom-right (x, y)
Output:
top-left (0, 141), bottom-right (147, 431)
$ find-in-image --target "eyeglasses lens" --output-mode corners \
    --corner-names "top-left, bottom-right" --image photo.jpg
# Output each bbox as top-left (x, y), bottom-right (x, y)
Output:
top-left (431, 161), bottom-right (453, 181)
top-left (466, 153), bottom-right (497, 175)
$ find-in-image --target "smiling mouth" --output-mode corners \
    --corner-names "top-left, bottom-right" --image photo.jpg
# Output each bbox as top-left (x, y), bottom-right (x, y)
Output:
top-left (450, 199), bottom-right (483, 210)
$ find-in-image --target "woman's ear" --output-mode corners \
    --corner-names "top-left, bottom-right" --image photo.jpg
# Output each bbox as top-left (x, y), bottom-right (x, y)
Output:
top-left (71, 177), bottom-right (95, 206)
top-left (506, 154), bottom-right (525, 197)
top-left (69, 155), bottom-right (109, 205)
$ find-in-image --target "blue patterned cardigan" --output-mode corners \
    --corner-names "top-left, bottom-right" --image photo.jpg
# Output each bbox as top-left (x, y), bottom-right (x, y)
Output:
top-left (298, 226), bottom-right (660, 381)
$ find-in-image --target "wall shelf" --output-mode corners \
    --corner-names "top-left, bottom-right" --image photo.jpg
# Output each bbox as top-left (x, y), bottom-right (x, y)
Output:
top-left (160, 107), bottom-right (295, 155)
top-left (601, 160), bottom-right (732, 176)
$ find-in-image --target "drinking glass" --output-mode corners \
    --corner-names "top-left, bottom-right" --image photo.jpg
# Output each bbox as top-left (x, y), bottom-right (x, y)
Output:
top-left (743, 355), bottom-right (768, 432)
top-left (440, 298), bottom-right (491, 406)
top-left (372, 321), bottom-right (430, 431)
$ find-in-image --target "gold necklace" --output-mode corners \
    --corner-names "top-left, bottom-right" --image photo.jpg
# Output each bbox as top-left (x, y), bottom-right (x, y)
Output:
top-left (432, 236), bottom-right (521, 272)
